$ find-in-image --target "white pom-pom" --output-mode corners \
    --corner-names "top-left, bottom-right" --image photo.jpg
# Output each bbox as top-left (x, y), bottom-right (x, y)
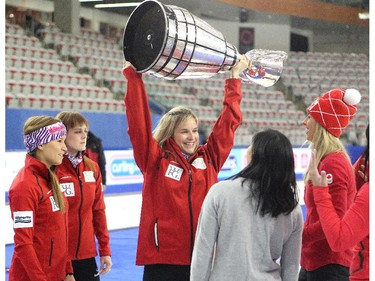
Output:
top-left (343, 89), bottom-right (361, 106)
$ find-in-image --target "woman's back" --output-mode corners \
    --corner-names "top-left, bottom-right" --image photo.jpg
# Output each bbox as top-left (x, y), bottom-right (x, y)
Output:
top-left (192, 177), bottom-right (303, 281)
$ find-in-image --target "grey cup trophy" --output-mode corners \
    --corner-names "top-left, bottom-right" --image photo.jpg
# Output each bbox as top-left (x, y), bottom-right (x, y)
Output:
top-left (123, 0), bottom-right (287, 87)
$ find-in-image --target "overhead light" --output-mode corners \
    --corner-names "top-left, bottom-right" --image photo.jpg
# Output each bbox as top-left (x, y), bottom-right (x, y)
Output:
top-left (94, 2), bottom-right (140, 8)
top-left (358, 12), bottom-right (369, 20)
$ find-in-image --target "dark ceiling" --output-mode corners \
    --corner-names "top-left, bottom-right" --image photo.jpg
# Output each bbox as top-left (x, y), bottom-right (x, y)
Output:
top-left (79, 0), bottom-right (369, 17)
top-left (78, 0), bottom-right (369, 39)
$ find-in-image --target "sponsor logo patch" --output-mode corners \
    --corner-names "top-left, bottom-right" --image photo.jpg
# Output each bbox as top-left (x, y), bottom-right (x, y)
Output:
top-left (191, 158), bottom-right (207, 170)
top-left (83, 171), bottom-right (95, 182)
top-left (60, 182), bottom-right (75, 197)
top-left (165, 164), bottom-right (184, 181)
top-left (50, 196), bottom-right (60, 212)
top-left (13, 211), bottom-right (33, 228)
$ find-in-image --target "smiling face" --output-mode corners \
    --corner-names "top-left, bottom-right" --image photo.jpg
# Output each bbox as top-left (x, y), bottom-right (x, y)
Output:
top-left (37, 137), bottom-right (67, 167)
top-left (172, 117), bottom-right (199, 155)
top-left (302, 115), bottom-right (318, 141)
top-left (65, 124), bottom-right (89, 156)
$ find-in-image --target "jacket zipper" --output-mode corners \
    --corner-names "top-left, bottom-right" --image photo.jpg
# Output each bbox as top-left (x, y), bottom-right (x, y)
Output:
top-left (49, 237), bottom-right (54, 266)
top-left (75, 168), bottom-right (83, 258)
top-left (154, 218), bottom-right (159, 251)
top-left (187, 169), bottom-right (194, 261)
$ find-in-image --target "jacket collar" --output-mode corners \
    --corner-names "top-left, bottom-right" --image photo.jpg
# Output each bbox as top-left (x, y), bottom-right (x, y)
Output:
top-left (25, 154), bottom-right (50, 180)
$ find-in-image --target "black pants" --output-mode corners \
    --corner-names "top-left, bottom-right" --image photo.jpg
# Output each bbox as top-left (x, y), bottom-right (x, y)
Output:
top-left (72, 257), bottom-right (100, 281)
top-left (143, 264), bottom-right (190, 281)
top-left (299, 264), bottom-right (349, 281)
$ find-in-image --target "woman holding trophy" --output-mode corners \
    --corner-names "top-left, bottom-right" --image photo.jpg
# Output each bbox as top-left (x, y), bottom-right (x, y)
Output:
top-left (122, 55), bottom-right (248, 280)
top-left (121, 1), bottom-right (288, 280)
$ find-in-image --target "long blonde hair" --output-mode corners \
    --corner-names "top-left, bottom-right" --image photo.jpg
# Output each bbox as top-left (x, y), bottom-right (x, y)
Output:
top-left (56, 111), bottom-right (96, 171)
top-left (153, 106), bottom-right (198, 148)
top-left (24, 116), bottom-right (66, 213)
top-left (304, 123), bottom-right (351, 183)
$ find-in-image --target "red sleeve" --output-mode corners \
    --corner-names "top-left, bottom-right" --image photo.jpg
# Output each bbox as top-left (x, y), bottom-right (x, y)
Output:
top-left (92, 161), bottom-right (112, 256)
top-left (123, 67), bottom-right (161, 172)
top-left (9, 185), bottom-right (48, 281)
top-left (205, 78), bottom-right (242, 171)
top-left (66, 259), bottom-right (73, 275)
top-left (303, 154), bottom-right (355, 242)
top-left (313, 183), bottom-right (369, 251)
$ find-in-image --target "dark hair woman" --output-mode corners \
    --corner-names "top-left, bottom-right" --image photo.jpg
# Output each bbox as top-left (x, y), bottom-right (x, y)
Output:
top-left (191, 129), bottom-right (303, 281)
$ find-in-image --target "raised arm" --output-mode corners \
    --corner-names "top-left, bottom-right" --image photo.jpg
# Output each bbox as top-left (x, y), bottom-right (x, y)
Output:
top-left (204, 55), bottom-right (249, 170)
top-left (309, 149), bottom-right (369, 251)
top-left (122, 62), bottom-right (161, 171)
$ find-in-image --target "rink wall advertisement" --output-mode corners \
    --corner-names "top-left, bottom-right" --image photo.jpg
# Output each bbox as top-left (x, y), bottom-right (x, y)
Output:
top-left (4, 147), bottom-right (311, 198)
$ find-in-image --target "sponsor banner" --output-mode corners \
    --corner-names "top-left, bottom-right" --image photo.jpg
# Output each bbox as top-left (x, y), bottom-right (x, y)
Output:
top-left (218, 148), bottom-right (247, 180)
top-left (5, 151), bottom-right (25, 193)
top-left (105, 150), bottom-right (142, 185)
top-left (4, 148), bottom-right (310, 193)
top-left (293, 147), bottom-right (311, 175)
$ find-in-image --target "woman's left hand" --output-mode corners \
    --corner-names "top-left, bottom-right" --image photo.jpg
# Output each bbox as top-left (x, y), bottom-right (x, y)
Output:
top-left (99, 255), bottom-right (112, 275)
top-left (64, 274), bottom-right (75, 281)
top-left (308, 149), bottom-right (328, 187)
top-left (231, 55), bottom-right (251, 78)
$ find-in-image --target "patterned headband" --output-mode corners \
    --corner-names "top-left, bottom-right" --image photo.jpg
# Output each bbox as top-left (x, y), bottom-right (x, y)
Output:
top-left (24, 122), bottom-right (67, 153)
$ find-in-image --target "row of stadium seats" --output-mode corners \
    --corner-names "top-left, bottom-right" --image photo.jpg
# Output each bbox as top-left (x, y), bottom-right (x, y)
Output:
top-left (5, 21), bottom-right (369, 146)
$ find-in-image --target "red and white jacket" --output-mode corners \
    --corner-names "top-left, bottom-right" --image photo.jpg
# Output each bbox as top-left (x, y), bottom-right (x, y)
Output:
top-left (123, 68), bottom-right (242, 265)
top-left (8, 154), bottom-right (71, 281)
top-left (301, 152), bottom-right (356, 271)
top-left (58, 156), bottom-right (111, 260)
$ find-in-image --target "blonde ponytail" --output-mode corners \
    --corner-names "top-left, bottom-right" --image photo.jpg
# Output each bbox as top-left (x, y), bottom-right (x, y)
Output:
top-left (49, 169), bottom-right (65, 213)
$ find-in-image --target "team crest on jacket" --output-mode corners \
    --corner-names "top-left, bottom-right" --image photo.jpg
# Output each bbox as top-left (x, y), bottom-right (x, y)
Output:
top-left (326, 173), bottom-right (333, 184)
top-left (192, 158), bottom-right (207, 170)
top-left (165, 164), bottom-right (183, 181)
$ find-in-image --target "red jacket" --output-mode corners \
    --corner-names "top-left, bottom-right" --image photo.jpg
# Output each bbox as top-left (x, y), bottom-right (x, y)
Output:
top-left (301, 152), bottom-right (356, 271)
top-left (314, 183), bottom-right (369, 280)
top-left (8, 155), bottom-right (71, 281)
top-left (123, 68), bottom-right (242, 265)
top-left (58, 156), bottom-right (111, 260)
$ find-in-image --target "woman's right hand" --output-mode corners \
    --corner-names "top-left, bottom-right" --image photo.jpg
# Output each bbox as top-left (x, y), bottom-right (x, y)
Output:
top-left (122, 61), bottom-right (136, 79)
top-left (123, 61), bottom-right (135, 71)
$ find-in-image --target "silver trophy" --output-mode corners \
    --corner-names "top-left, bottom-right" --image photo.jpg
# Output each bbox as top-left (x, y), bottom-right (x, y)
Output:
top-left (123, 0), bottom-right (287, 87)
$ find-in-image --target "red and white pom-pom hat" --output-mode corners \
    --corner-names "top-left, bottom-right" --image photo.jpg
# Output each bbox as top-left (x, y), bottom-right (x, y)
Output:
top-left (306, 88), bottom-right (361, 137)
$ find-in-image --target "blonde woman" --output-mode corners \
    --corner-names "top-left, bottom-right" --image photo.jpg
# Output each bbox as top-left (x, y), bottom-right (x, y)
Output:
top-left (299, 89), bottom-right (361, 281)
top-left (122, 55), bottom-right (249, 281)
top-left (8, 116), bottom-right (74, 281)
top-left (308, 124), bottom-right (369, 280)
